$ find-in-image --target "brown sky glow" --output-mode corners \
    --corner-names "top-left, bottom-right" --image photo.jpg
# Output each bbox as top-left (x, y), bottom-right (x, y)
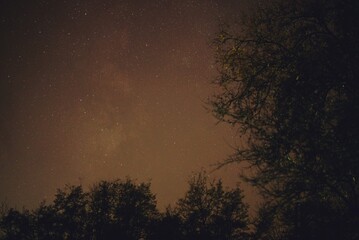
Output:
top-left (0, 0), bottom-right (258, 210)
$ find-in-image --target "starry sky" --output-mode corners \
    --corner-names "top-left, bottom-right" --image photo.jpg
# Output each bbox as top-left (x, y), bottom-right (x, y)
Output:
top-left (0, 0), bottom-right (258, 210)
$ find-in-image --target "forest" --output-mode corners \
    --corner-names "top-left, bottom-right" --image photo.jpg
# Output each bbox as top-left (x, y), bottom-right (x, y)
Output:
top-left (0, 173), bottom-right (249, 240)
top-left (1, 0), bottom-right (358, 239)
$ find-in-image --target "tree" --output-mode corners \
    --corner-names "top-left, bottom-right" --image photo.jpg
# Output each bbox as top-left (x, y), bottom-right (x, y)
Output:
top-left (149, 206), bottom-right (183, 240)
top-left (52, 185), bottom-right (89, 239)
top-left (87, 179), bottom-right (159, 240)
top-left (210, 0), bottom-right (359, 239)
top-left (33, 202), bottom-right (62, 240)
top-left (175, 172), bottom-right (249, 240)
top-left (0, 179), bottom-right (159, 240)
top-left (0, 208), bottom-right (34, 240)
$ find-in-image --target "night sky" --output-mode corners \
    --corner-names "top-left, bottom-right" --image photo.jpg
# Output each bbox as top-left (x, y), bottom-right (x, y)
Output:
top-left (0, 0), bottom-right (257, 210)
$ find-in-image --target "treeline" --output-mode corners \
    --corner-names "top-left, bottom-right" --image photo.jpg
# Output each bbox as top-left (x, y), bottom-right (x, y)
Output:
top-left (0, 172), bottom-right (250, 240)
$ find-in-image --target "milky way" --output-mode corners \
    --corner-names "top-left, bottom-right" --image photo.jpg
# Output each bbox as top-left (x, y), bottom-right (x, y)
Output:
top-left (0, 0), bottom-right (258, 210)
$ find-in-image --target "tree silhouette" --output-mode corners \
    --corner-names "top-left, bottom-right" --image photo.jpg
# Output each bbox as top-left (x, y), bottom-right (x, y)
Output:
top-left (210, 0), bottom-right (359, 239)
top-left (149, 207), bottom-right (183, 240)
top-left (88, 179), bottom-right (158, 240)
top-left (0, 208), bottom-right (33, 240)
top-left (175, 172), bottom-right (249, 240)
top-left (53, 185), bottom-right (88, 239)
top-left (33, 202), bottom-right (62, 240)
top-left (0, 175), bottom-right (251, 240)
top-left (0, 179), bottom-right (159, 240)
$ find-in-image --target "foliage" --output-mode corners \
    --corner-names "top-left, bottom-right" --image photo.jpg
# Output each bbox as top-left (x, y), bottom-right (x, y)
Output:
top-left (34, 202), bottom-right (63, 240)
top-left (0, 173), bottom-right (248, 240)
top-left (175, 172), bottom-right (249, 240)
top-left (88, 179), bottom-right (158, 240)
top-left (0, 208), bottom-right (33, 240)
top-left (0, 179), bottom-right (158, 240)
top-left (53, 185), bottom-right (88, 239)
top-left (149, 206), bottom-right (183, 240)
top-left (0, 175), bottom-right (249, 240)
top-left (211, 0), bottom-right (359, 239)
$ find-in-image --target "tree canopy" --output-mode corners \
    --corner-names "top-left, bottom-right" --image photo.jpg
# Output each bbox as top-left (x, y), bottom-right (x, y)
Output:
top-left (211, 0), bottom-right (359, 239)
top-left (0, 175), bottom-right (249, 240)
top-left (0, 179), bottom-right (159, 240)
top-left (175, 172), bottom-right (249, 240)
